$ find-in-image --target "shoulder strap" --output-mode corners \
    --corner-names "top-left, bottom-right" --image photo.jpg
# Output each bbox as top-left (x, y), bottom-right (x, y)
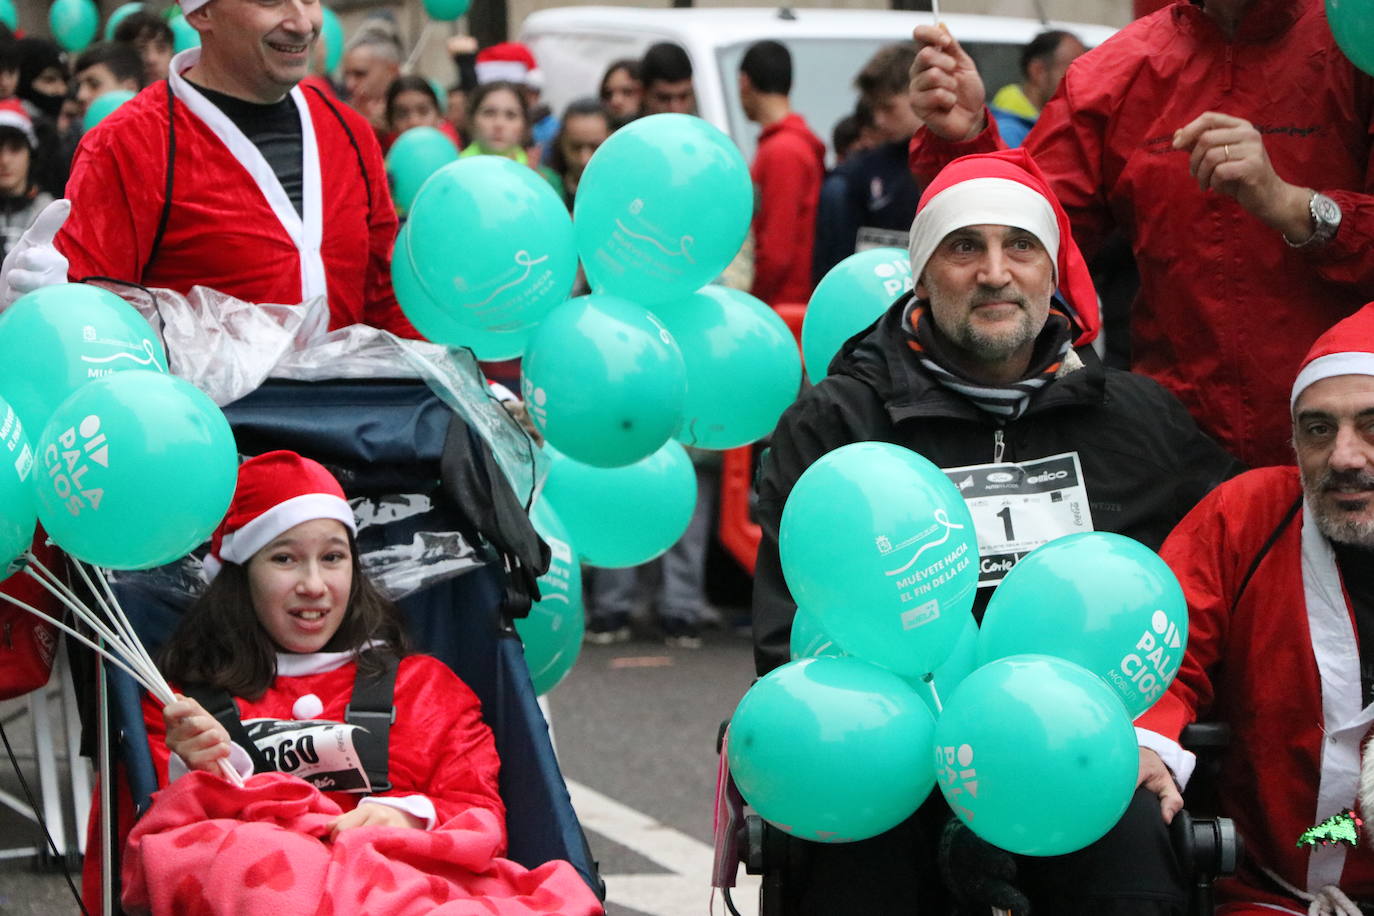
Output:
top-left (1230, 493), bottom-right (1303, 614)
top-left (345, 652), bottom-right (398, 794)
top-left (181, 683), bottom-right (274, 774)
top-left (143, 79), bottom-right (177, 278)
top-left (302, 84), bottom-right (373, 226)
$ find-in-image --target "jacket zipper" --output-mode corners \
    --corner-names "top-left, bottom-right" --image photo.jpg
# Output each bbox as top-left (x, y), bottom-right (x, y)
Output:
top-left (993, 428), bottom-right (1006, 464)
top-left (1223, 43), bottom-right (1233, 93)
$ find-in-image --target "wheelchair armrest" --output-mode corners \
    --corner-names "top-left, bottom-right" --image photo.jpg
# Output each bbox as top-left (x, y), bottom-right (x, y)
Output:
top-left (1171, 809), bottom-right (1244, 881)
top-left (1179, 722), bottom-right (1231, 750)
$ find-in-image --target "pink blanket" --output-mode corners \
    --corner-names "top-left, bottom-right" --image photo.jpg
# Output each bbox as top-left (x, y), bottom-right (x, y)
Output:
top-left (123, 772), bottom-right (604, 916)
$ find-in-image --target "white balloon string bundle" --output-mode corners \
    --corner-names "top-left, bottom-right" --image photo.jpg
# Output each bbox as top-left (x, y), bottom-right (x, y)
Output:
top-left (403, 22), bottom-right (434, 74)
top-left (0, 550), bottom-right (244, 787)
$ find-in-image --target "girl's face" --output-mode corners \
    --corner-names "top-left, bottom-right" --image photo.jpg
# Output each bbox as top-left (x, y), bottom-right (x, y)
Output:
top-left (247, 518), bottom-right (353, 655)
top-left (473, 87), bottom-right (524, 153)
top-left (559, 113), bottom-right (609, 184)
top-left (390, 89), bottom-right (441, 134)
top-left (601, 67), bottom-right (641, 119)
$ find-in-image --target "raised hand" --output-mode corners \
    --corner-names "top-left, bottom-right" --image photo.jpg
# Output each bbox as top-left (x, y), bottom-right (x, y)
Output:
top-left (909, 25), bottom-right (988, 142)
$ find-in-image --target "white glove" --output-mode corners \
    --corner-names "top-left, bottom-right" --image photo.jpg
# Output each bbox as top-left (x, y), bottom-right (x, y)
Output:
top-left (1, 199), bottom-right (71, 311)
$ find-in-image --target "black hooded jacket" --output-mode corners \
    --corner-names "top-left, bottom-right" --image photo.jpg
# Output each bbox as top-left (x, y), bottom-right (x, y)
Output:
top-left (751, 294), bottom-right (1243, 675)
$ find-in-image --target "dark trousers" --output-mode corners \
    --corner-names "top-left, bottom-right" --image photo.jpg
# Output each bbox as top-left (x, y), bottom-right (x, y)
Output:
top-left (776, 787), bottom-right (1187, 915)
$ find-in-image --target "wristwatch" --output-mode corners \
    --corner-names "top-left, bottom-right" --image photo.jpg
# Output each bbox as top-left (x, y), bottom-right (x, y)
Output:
top-left (1286, 191), bottom-right (1341, 248)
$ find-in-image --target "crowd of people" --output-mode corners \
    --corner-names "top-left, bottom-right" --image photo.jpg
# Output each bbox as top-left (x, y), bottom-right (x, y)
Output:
top-left (0, 0), bottom-right (1370, 912)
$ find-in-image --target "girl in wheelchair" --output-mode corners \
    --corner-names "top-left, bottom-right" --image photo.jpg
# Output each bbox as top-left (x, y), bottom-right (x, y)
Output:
top-left (123, 449), bottom-right (601, 915)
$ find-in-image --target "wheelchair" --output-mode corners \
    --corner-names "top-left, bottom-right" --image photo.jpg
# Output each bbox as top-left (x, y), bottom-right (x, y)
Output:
top-left (75, 378), bottom-right (604, 913)
top-left (714, 719), bottom-right (1241, 916)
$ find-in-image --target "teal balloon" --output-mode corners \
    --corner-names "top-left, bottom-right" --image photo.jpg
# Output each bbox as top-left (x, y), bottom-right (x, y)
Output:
top-left (0, 284), bottom-right (168, 437)
top-left (170, 14), bottom-right (199, 52)
top-left (802, 248), bottom-right (911, 383)
top-left (0, 0), bottom-right (15, 31)
top-left (406, 156), bottom-right (575, 333)
top-left (33, 371), bottom-right (237, 570)
top-left (391, 224), bottom-right (530, 359)
top-left (320, 7), bottom-right (344, 74)
top-left (541, 441), bottom-right (696, 568)
top-left (50, 0), bottom-right (99, 51)
top-left (789, 605), bottom-right (846, 660)
top-left (934, 654), bottom-right (1138, 855)
top-left (521, 294), bottom-right (686, 468)
top-left (727, 657), bottom-right (937, 843)
top-left (82, 89), bottom-right (136, 132)
top-left (574, 114), bottom-right (752, 305)
top-left (978, 532), bottom-right (1187, 719)
top-left (913, 616), bottom-right (978, 714)
top-left (422, 0), bottom-right (471, 21)
top-left (515, 498), bottom-right (584, 695)
top-left (387, 126), bottom-right (459, 216)
top-left (652, 286), bottom-right (801, 450)
top-left (0, 397), bottom-right (36, 581)
top-left (103, 1), bottom-right (143, 39)
top-left (780, 441), bottom-right (977, 677)
top-left (1329, 0), bottom-right (1374, 76)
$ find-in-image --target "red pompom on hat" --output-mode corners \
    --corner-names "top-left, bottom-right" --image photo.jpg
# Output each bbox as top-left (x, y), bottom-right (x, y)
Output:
top-left (475, 41), bottom-right (541, 86)
top-left (203, 451), bottom-right (356, 578)
top-left (1291, 302), bottom-right (1374, 410)
top-left (906, 147), bottom-right (1100, 347)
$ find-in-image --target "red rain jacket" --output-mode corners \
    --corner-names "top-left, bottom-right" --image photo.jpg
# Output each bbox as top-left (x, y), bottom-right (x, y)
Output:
top-left (908, 0), bottom-right (1374, 468)
top-left (750, 112), bottom-right (826, 307)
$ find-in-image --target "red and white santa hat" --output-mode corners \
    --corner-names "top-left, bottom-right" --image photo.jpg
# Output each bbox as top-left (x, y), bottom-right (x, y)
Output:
top-left (0, 100), bottom-right (36, 149)
top-left (1291, 302), bottom-right (1374, 409)
top-left (906, 147), bottom-right (1100, 346)
top-left (475, 41), bottom-right (542, 87)
top-left (203, 450), bottom-right (356, 578)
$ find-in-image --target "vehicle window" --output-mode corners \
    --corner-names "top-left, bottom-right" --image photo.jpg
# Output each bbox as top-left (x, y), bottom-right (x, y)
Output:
top-left (717, 38), bottom-right (1028, 165)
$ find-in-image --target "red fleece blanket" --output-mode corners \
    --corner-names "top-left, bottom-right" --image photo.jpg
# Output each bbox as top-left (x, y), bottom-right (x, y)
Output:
top-left (122, 771), bottom-right (604, 916)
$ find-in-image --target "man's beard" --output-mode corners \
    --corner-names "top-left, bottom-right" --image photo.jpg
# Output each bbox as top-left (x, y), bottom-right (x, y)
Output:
top-left (939, 284), bottom-right (1041, 363)
top-left (1302, 466), bottom-right (1374, 548)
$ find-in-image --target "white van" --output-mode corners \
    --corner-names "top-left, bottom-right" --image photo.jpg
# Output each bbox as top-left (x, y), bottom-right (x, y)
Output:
top-left (519, 7), bottom-right (1115, 161)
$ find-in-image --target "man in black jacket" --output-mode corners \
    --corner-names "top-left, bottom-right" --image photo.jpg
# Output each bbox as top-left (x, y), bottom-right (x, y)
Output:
top-left (751, 147), bottom-right (1240, 915)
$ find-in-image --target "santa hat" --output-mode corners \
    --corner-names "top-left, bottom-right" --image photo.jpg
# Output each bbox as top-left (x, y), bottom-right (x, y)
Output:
top-left (906, 147), bottom-right (1100, 346)
top-left (1291, 302), bottom-right (1374, 410)
top-left (475, 42), bottom-right (542, 87)
top-left (203, 451), bottom-right (356, 578)
top-left (0, 100), bottom-right (36, 149)
top-left (179, 0), bottom-right (211, 16)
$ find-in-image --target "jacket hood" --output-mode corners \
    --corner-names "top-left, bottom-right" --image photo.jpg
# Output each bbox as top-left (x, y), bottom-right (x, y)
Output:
top-left (760, 112), bottom-right (826, 164)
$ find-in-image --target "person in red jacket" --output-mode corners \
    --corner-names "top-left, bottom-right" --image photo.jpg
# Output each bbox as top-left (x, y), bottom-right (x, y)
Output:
top-left (51, 0), bottom-right (416, 337)
top-left (737, 40), bottom-right (825, 307)
top-left (1136, 304), bottom-right (1374, 913)
top-left (906, 0), bottom-right (1374, 469)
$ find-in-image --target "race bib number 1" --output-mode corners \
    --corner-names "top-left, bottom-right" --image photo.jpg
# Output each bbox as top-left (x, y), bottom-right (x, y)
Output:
top-left (942, 452), bottom-right (1095, 586)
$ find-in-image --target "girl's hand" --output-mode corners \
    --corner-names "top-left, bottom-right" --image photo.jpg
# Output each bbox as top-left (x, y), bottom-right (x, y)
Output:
top-left (162, 695), bottom-right (232, 774)
top-left (326, 803), bottom-right (424, 841)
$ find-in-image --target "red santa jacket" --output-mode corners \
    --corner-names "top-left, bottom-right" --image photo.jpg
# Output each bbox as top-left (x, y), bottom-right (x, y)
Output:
top-left (908, 0), bottom-right (1374, 469)
top-left (142, 653), bottom-right (505, 838)
top-left (1137, 467), bottom-right (1374, 908)
top-left (749, 112), bottom-right (825, 307)
top-left (57, 49), bottom-right (416, 338)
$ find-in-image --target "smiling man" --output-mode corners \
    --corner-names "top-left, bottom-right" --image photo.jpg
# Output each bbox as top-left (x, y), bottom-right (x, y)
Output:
top-left (47, 0), bottom-right (414, 335)
top-left (1137, 303), bottom-right (1374, 913)
top-left (751, 148), bottom-right (1239, 914)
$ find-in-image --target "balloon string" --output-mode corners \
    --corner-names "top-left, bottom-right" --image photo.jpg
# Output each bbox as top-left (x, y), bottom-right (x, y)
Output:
top-left (923, 674), bottom-right (944, 714)
top-left (14, 553), bottom-right (244, 787)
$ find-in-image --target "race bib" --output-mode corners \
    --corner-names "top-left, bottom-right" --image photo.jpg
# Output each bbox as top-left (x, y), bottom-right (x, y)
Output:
top-left (243, 718), bottom-right (373, 793)
top-left (942, 452), bottom-right (1095, 587)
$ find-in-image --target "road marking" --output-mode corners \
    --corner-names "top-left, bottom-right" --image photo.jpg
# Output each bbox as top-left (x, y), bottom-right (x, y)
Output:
top-left (566, 779), bottom-right (760, 916)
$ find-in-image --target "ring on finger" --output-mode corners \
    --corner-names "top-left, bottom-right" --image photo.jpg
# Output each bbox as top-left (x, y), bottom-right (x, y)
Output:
top-left (1223, 144), bottom-right (1232, 161)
